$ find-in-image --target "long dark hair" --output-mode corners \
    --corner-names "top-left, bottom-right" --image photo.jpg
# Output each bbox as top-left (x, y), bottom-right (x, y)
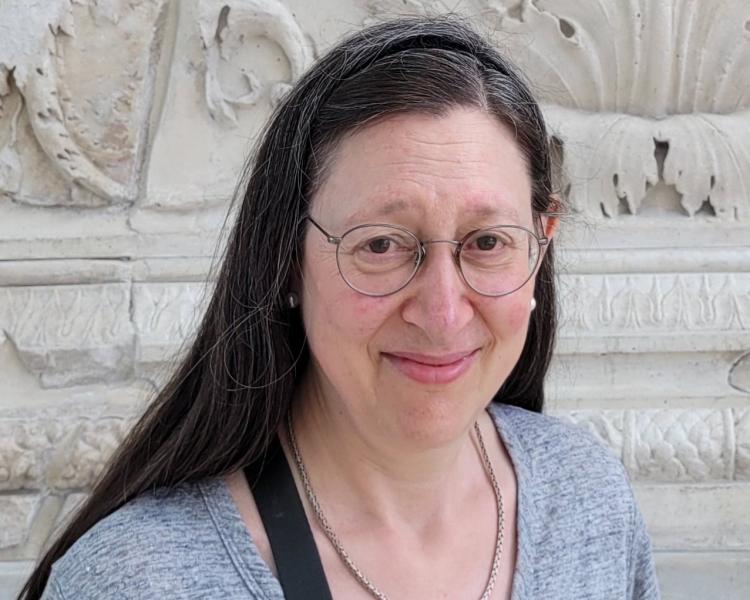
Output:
top-left (20, 15), bottom-right (559, 598)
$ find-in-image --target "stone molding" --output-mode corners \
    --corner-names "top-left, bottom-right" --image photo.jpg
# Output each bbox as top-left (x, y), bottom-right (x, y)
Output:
top-left (559, 273), bottom-right (750, 334)
top-left (0, 284), bottom-right (134, 387)
top-left (557, 408), bottom-right (750, 482)
top-left (0, 414), bottom-right (134, 492)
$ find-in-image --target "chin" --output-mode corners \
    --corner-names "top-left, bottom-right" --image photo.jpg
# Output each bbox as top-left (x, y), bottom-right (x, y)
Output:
top-left (383, 387), bottom-right (487, 448)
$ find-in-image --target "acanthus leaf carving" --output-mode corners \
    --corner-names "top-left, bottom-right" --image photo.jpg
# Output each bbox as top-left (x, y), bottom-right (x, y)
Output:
top-left (544, 106), bottom-right (659, 217)
top-left (658, 111), bottom-right (750, 219)
top-left (497, 0), bottom-right (750, 219)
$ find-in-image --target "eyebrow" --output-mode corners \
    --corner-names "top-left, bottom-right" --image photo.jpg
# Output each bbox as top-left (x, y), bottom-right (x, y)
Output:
top-left (344, 198), bottom-right (520, 226)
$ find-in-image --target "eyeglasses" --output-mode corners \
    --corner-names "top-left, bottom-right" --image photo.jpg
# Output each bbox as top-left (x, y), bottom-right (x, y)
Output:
top-left (306, 215), bottom-right (549, 297)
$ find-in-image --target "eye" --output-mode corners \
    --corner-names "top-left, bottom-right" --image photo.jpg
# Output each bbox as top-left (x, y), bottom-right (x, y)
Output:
top-left (367, 237), bottom-right (392, 254)
top-left (475, 235), bottom-right (501, 251)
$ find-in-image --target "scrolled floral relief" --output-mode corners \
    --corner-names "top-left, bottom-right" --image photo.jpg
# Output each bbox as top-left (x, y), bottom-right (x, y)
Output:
top-left (369, 0), bottom-right (750, 219)
top-left (198, 0), bottom-right (314, 126)
top-left (0, 0), bottom-right (167, 207)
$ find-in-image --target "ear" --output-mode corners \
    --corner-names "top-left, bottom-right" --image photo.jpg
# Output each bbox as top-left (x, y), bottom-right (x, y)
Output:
top-left (539, 194), bottom-right (562, 246)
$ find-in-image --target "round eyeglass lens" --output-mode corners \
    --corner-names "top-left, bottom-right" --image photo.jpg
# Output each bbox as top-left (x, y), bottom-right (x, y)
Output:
top-left (458, 226), bottom-right (540, 296)
top-left (337, 224), bottom-right (421, 295)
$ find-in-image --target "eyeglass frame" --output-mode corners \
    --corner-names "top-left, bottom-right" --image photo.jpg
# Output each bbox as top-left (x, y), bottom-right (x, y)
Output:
top-left (304, 212), bottom-right (555, 298)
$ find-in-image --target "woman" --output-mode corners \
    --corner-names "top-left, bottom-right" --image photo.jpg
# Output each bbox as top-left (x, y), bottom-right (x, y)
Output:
top-left (23, 16), bottom-right (659, 600)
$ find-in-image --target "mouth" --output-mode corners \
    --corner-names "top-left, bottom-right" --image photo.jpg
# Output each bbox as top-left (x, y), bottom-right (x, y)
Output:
top-left (382, 349), bottom-right (481, 385)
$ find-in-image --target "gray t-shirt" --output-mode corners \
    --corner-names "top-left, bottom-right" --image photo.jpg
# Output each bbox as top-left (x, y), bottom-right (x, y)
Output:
top-left (40, 404), bottom-right (660, 599)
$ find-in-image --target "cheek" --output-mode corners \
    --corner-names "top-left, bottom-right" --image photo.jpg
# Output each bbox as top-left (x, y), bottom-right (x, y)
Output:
top-left (485, 295), bottom-right (532, 340)
top-left (350, 294), bottom-right (395, 334)
top-left (305, 284), bottom-right (394, 347)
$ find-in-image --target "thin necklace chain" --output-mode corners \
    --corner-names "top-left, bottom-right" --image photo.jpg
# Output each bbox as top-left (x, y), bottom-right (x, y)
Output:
top-left (286, 411), bottom-right (505, 600)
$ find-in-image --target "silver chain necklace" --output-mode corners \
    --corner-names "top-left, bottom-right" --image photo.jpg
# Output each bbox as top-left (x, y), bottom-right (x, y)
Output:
top-left (286, 411), bottom-right (505, 600)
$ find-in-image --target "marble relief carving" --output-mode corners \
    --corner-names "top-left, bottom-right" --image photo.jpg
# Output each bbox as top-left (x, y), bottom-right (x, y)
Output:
top-left (0, 0), bottom-right (167, 206)
top-left (558, 408), bottom-right (750, 481)
top-left (559, 273), bottom-right (750, 334)
top-left (0, 284), bottom-right (134, 387)
top-left (0, 416), bottom-right (134, 492)
top-left (496, 0), bottom-right (750, 219)
top-left (198, 0), bottom-right (314, 126)
top-left (142, 0), bottom-right (314, 210)
top-left (1, 273), bottom-right (745, 390)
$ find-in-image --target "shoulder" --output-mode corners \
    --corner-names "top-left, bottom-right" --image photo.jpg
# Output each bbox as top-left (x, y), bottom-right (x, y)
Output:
top-left (488, 402), bottom-right (627, 485)
top-left (46, 480), bottom-right (244, 599)
top-left (488, 404), bottom-right (660, 596)
top-left (61, 481), bottom-right (212, 562)
top-left (489, 403), bottom-right (637, 532)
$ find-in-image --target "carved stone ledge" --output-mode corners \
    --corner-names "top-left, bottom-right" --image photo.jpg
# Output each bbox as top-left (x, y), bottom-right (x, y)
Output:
top-left (635, 483), bottom-right (750, 550)
top-left (736, 408), bottom-right (750, 478)
top-left (132, 282), bottom-right (208, 378)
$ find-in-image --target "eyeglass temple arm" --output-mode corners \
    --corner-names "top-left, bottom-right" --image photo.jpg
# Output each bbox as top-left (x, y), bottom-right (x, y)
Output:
top-left (304, 216), bottom-right (342, 244)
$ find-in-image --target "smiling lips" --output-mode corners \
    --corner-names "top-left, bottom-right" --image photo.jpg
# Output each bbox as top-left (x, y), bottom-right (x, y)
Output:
top-left (383, 349), bottom-right (480, 384)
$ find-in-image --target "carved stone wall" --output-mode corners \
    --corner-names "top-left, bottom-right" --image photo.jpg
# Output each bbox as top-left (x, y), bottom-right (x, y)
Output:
top-left (1, 1), bottom-right (748, 598)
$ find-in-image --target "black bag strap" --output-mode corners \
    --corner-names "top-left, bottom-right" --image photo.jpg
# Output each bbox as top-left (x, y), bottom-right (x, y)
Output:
top-left (246, 438), bottom-right (333, 600)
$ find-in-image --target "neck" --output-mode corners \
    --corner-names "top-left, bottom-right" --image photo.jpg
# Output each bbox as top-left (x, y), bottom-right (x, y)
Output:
top-left (287, 374), bottom-right (487, 531)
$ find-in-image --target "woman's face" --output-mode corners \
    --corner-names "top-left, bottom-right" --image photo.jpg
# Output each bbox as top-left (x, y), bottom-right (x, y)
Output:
top-left (300, 107), bottom-right (555, 446)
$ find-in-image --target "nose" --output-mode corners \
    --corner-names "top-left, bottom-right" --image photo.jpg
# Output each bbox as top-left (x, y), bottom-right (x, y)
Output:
top-left (400, 242), bottom-right (475, 341)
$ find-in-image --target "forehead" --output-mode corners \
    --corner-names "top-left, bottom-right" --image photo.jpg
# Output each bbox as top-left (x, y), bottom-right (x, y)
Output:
top-left (311, 107), bottom-right (533, 228)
